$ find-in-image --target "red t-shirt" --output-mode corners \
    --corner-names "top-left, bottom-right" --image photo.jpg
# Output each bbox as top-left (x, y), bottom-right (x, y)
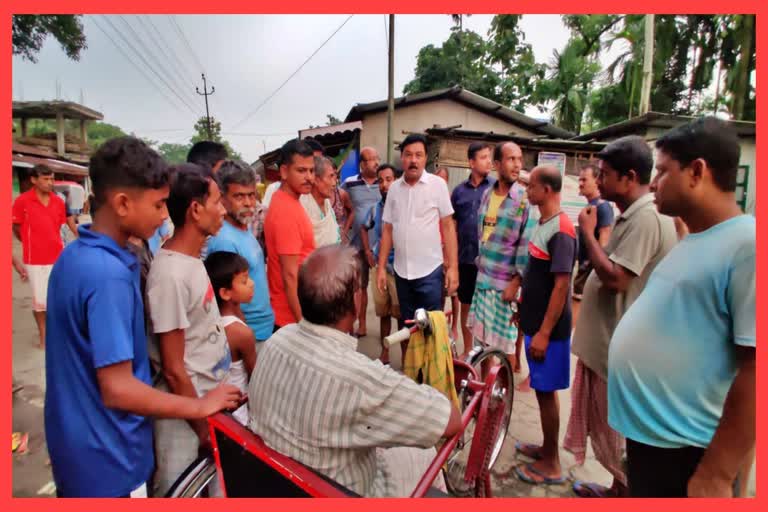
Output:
top-left (264, 189), bottom-right (316, 326)
top-left (12, 189), bottom-right (67, 265)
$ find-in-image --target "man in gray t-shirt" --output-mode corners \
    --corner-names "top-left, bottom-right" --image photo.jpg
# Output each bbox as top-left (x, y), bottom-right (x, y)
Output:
top-left (562, 136), bottom-right (677, 498)
top-left (146, 165), bottom-right (232, 497)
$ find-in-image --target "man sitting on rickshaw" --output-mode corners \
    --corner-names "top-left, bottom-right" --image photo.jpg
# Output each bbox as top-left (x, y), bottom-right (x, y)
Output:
top-left (248, 245), bottom-right (462, 497)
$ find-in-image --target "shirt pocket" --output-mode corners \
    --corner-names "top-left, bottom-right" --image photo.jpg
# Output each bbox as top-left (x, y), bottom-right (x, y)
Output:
top-left (413, 199), bottom-right (434, 220)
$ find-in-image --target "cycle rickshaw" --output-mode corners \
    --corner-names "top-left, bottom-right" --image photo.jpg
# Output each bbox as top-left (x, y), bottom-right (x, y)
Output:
top-left (166, 308), bottom-right (515, 498)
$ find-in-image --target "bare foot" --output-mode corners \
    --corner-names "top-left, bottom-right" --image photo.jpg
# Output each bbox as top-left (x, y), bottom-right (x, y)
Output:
top-left (515, 375), bottom-right (531, 392)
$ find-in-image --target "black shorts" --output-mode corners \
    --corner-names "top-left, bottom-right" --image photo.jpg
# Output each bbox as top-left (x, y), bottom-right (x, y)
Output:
top-left (457, 263), bottom-right (478, 304)
top-left (626, 438), bottom-right (743, 497)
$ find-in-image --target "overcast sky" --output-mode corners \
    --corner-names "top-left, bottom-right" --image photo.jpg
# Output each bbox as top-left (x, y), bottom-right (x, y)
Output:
top-left (13, 14), bottom-right (584, 162)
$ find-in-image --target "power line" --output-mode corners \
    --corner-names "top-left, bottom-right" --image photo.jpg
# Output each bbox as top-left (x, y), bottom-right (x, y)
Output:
top-left (169, 15), bottom-right (205, 73)
top-left (91, 16), bottom-right (191, 117)
top-left (99, 15), bottom-right (199, 116)
top-left (136, 15), bottom-right (198, 92)
top-left (231, 15), bottom-right (354, 130)
top-left (118, 16), bottom-right (199, 108)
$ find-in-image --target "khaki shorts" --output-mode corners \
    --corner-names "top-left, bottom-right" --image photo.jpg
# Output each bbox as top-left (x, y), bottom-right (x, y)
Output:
top-left (372, 268), bottom-right (400, 318)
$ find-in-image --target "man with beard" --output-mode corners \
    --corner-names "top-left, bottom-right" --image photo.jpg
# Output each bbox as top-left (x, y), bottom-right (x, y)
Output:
top-left (264, 139), bottom-right (317, 329)
top-left (207, 160), bottom-right (275, 349)
top-left (467, 142), bottom-right (531, 370)
top-left (300, 156), bottom-right (342, 247)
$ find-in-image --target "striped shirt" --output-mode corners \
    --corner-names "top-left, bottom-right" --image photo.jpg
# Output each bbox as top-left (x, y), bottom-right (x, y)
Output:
top-left (248, 320), bottom-right (451, 496)
top-left (475, 181), bottom-right (533, 291)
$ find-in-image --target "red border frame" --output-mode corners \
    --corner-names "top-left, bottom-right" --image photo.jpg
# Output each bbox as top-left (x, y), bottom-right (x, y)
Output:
top-left (4, 2), bottom-right (762, 511)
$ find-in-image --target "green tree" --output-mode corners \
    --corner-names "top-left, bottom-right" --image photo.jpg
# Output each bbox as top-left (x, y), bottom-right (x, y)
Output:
top-left (191, 116), bottom-right (243, 161)
top-left (403, 29), bottom-right (503, 103)
top-left (486, 15), bottom-right (546, 112)
top-left (13, 15), bottom-right (87, 62)
top-left (87, 122), bottom-right (127, 149)
top-left (157, 143), bottom-right (192, 164)
top-left (535, 39), bottom-right (599, 134)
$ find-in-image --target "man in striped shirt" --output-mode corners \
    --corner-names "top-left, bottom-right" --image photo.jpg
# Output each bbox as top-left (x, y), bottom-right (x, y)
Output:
top-left (248, 245), bottom-right (461, 496)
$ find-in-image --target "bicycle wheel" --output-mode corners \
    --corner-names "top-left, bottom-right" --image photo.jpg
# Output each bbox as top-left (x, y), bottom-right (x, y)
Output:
top-left (164, 455), bottom-right (218, 498)
top-left (444, 348), bottom-right (514, 497)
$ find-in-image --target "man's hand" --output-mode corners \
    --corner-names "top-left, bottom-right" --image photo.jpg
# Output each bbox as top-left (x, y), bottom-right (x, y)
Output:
top-left (444, 265), bottom-right (458, 295)
top-left (376, 266), bottom-right (388, 295)
top-left (687, 470), bottom-right (733, 497)
top-left (13, 260), bottom-right (28, 281)
top-left (578, 205), bottom-right (597, 235)
top-left (196, 383), bottom-right (244, 418)
top-left (365, 249), bottom-right (376, 269)
top-left (501, 279), bottom-right (520, 303)
top-left (528, 331), bottom-right (549, 361)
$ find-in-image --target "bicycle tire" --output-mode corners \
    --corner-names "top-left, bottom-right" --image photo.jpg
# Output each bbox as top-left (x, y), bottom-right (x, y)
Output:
top-left (444, 348), bottom-right (514, 497)
top-left (164, 455), bottom-right (218, 498)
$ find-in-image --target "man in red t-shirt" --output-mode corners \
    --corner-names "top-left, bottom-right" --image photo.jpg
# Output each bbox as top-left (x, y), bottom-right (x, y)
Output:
top-left (12, 164), bottom-right (76, 348)
top-left (264, 140), bottom-right (316, 329)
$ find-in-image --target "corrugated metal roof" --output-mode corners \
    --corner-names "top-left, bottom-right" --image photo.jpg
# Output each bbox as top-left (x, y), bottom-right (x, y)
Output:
top-left (573, 112), bottom-right (756, 141)
top-left (344, 86), bottom-right (574, 139)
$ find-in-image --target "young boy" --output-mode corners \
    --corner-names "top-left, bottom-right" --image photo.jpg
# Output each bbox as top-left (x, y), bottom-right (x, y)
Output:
top-left (44, 137), bottom-right (242, 498)
top-left (146, 163), bottom-right (235, 496)
top-left (205, 251), bottom-right (258, 425)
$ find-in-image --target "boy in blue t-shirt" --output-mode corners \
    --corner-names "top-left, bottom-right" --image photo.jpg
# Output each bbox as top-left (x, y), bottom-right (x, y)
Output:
top-left (44, 137), bottom-right (243, 498)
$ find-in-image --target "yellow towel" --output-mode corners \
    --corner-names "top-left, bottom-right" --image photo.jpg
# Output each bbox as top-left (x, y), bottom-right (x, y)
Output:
top-left (403, 311), bottom-right (459, 409)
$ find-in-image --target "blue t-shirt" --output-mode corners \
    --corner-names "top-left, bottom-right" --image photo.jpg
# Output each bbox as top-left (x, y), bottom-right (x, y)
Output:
top-left (207, 220), bottom-right (275, 340)
top-left (578, 197), bottom-right (614, 264)
top-left (608, 215), bottom-right (755, 449)
top-left (341, 174), bottom-right (381, 249)
top-left (44, 225), bottom-right (153, 497)
top-left (362, 199), bottom-right (394, 273)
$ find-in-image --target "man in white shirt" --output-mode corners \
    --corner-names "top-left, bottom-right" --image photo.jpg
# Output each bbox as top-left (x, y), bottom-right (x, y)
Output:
top-left (376, 134), bottom-right (459, 337)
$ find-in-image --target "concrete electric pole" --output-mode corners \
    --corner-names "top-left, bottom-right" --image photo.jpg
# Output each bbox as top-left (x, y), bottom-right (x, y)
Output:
top-left (196, 73), bottom-right (215, 139)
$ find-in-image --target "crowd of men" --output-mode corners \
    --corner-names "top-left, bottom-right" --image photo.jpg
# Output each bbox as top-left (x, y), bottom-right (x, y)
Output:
top-left (11, 115), bottom-right (754, 498)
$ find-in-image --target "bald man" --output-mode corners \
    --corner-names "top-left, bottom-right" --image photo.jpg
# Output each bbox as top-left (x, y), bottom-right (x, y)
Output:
top-left (341, 147), bottom-right (382, 336)
top-left (515, 165), bottom-right (577, 487)
top-left (249, 245), bottom-right (461, 496)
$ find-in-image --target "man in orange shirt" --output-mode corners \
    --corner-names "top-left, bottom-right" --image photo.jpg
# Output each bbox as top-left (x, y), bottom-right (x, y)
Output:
top-left (264, 139), bottom-right (317, 330)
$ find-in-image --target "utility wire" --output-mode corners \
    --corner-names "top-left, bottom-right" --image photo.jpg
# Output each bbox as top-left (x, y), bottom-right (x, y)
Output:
top-left (137, 15), bottom-right (198, 91)
top-left (118, 16), bottom-right (199, 108)
top-left (91, 16), bottom-right (191, 117)
top-left (232, 15), bottom-right (354, 130)
top-left (99, 15), bottom-right (199, 116)
top-left (170, 15), bottom-right (205, 73)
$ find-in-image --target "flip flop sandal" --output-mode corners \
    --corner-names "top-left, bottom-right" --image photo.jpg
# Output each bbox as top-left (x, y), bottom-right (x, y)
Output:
top-left (515, 463), bottom-right (566, 485)
top-left (515, 441), bottom-right (543, 460)
top-left (573, 480), bottom-right (613, 498)
top-left (12, 432), bottom-right (29, 453)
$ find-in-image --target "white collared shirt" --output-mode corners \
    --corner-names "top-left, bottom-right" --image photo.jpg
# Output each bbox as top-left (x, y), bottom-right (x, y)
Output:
top-left (382, 171), bottom-right (454, 279)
